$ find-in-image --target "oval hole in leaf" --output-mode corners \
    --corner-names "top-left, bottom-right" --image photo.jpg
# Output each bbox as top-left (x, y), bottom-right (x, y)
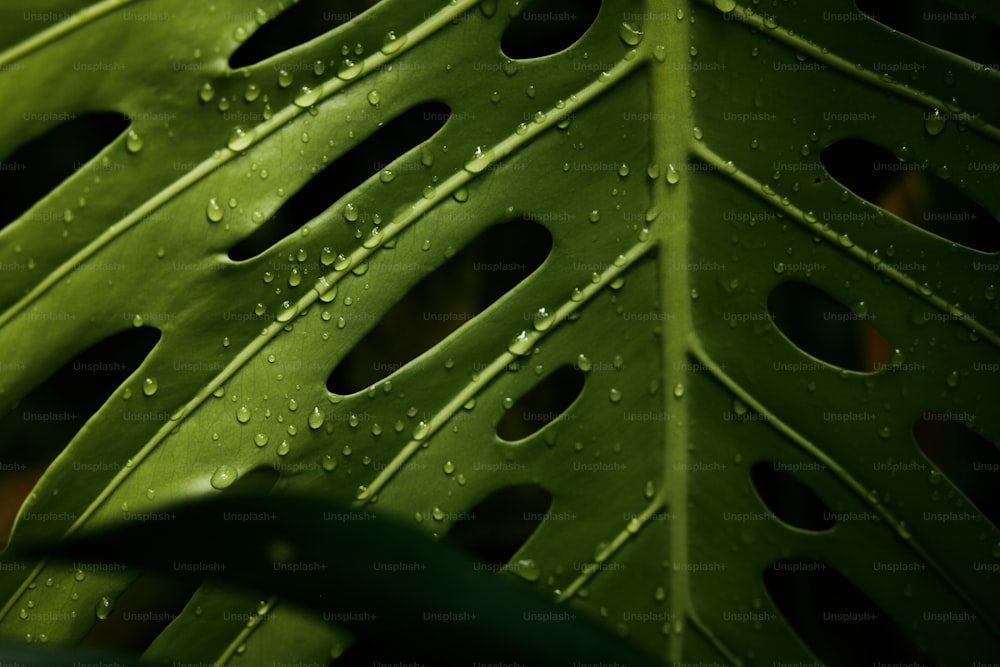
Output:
top-left (820, 138), bottom-right (1000, 252)
top-left (78, 570), bottom-right (201, 653)
top-left (228, 101), bottom-right (449, 261)
top-left (0, 327), bottom-right (160, 546)
top-left (854, 0), bottom-right (1000, 68)
top-left (767, 280), bottom-right (891, 372)
top-left (229, 0), bottom-right (384, 69)
top-left (443, 484), bottom-right (551, 568)
top-left (326, 219), bottom-right (552, 394)
top-left (0, 112), bottom-right (129, 230)
top-left (500, 0), bottom-right (603, 59)
top-left (497, 365), bottom-right (585, 442)
top-left (750, 461), bottom-right (835, 531)
top-left (764, 559), bottom-right (936, 665)
top-left (914, 413), bottom-right (999, 527)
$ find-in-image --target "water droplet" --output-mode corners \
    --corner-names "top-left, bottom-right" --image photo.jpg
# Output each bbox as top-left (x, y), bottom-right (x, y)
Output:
top-left (199, 82), bottom-right (215, 102)
top-left (443, 461), bottom-right (455, 475)
top-left (464, 145), bottom-right (493, 173)
top-left (984, 284), bottom-right (996, 301)
top-left (381, 31), bottom-right (407, 54)
top-left (125, 130), bottom-right (143, 153)
top-left (338, 58), bottom-right (363, 80)
top-left (714, 0), bottom-right (737, 12)
top-left (142, 377), bottom-right (158, 397)
top-left (95, 597), bottom-right (113, 620)
top-left (205, 197), bottom-right (226, 222)
top-left (666, 164), bottom-right (680, 184)
top-left (619, 21), bottom-right (643, 46)
top-left (508, 330), bottom-right (533, 356)
top-left (532, 307), bottom-right (556, 331)
top-left (276, 300), bottom-right (298, 322)
top-left (236, 406), bottom-right (251, 423)
top-left (244, 83), bottom-right (260, 102)
top-left (924, 109), bottom-right (946, 136)
top-left (644, 481), bottom-right (655, 498)
top-left (609, 388), bottom-right (622, 403)
top-left (367, 89), bottom-right (381, 105)
top-left (673, 384), bottom-right (685, 398)
top-left (413, 421), bottom-right (430, 441)
top-left (228, 126), bottom-right (255, 152)
top-left (277, 440), bottom-right (290, 456)
top-left (308, 407), bottom-right (325, 430)
top-left (343, 203), bottom-right (359, 222)
top-left (288, 268), bottom-right (302, 287)
top-left (294, 86), bottom-right (320, 108)
top-left (946, 371), bottom-right (959, 388)
top-left (277, 69), bottom-right (293, 87)
top-left (322, 454), bottom-right (337, 472)
top-left (512, 559), bottom-right (540, 581)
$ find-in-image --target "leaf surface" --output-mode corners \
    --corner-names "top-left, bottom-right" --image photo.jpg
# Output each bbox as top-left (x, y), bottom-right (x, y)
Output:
top-left (0, 0), bottom-right (998, 663)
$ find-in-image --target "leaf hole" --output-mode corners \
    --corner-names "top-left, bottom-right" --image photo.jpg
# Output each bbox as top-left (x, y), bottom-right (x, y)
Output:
top-left (820, 138), bottom-right (1000, 252)
top-left (854, 0), bottom-right (1000, 68)
top-left (750, 461), bottom-right (835, 531)
top-left (496, 365), bottom-right (585, 442)
top-left (0, 327), bottom-right (160, 546)
top-left (914, 414), bottom-right (999, 527)
top-left (500, 0), bottom-right (603, 59)
top-left (228, 101), bottom-right (450, 261)
top-left (767, 281), bottom-right (891, 372)
top-left (0, 112), bottom-right (130, 231)
top-left (443, 484), bottom-right (551, 568)
top-left (229, 0), bottom-right (384, 69)
top-left (326, 219), bottom-right (552, 394)
top-left (764, 559), bottom-right (936, 666)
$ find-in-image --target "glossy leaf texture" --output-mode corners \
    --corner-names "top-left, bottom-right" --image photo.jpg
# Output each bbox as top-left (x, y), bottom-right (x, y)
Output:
top-left (0, 0), bottom-right (998, 664)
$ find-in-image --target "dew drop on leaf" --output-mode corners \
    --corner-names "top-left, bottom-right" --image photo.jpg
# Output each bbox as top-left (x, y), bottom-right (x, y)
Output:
top-left (610, 388), bottom-right (623, 403)
top-left (142, 377), bottom-right (158, 396)
top-left (321, 455), bottom-right (337, 472)
top-left (338, 58), bottom-right (363, 80)
top-left (206, 198), bottom-right (224, 222)
top-left (381, 31), bottom-right (406, 54)
top-left (277, 69), bottom-right (293, 87)
top-left (413, 421), bottom-right (430, 441)
top-left (924, 109), bottom-right (946, 136)
top-left (254, 433), bottom-right (268, 447)
top-left (508, 330), bottom-right (533, 356)
top-left (210, 466), bottom-right (238, 489)
top-left (464, 145), bottom-right (492, 173)
top-left (619, 22), bottom-right (643, 46)
top-left (125, 130), bottom-right (143, 153)
top-left (228, 126), bottom-right (255, 152)
top-left (95, 597), bottom-right (113, 620)
top-left (512, 559), bottom-right (540, 581)
top-left (199, 82), bottom-right (215, 102)
top-left (294, 86), bottom-right (320, 108)
top-left (236, 406), bottom-right (251, 423)
top-left (277, 440), bottom-right (290, 456)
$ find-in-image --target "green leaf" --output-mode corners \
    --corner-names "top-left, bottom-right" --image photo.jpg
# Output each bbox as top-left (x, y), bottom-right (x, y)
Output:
top-left (1, 0), bottom-right (998, 664)
top-left (21, 493), bottom-right (661, 665)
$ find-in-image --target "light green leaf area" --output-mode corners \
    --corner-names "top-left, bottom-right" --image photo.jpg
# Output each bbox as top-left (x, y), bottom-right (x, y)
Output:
top-left (0, 0), bottom-right (998, 663)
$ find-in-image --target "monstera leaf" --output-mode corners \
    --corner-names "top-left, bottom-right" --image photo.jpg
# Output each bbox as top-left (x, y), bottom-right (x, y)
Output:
top-left (0, 0), bottom-right (998, 664)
